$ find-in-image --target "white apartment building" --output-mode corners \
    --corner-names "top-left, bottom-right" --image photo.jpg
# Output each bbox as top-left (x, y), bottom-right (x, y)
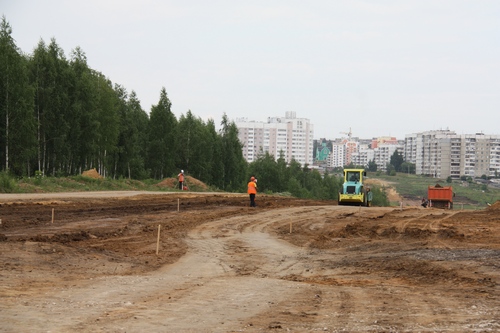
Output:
top-left (328, 143), bottom-right (345, 168)
top-left (405, 130), bottom-right (500, 179)
top-left (351, 144), bottom-right (373, 168)
top-left (351, 143), bottom-right (402, 171)
top-left (235, 111), bottom-right (314, 166)
top-left (374, 143), bottom-right (404, 171)
top-left (404, 130), bottom-right (455, 177)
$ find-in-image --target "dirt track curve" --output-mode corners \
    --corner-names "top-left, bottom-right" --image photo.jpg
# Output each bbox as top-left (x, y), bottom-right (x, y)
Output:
top-left (1, 192), bottom-right (499, 332)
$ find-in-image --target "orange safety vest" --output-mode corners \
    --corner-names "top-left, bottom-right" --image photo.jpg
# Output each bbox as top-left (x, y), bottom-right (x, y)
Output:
top-left (247, 181), bottom-right (257, 194)
top-left (178, 173), bottom-right (184, 182)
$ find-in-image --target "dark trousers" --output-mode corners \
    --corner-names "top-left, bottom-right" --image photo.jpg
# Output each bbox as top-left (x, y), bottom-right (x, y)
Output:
top-left (249, 193), bottom-right (256, 207)
top-left (179, 181), bottom-right (183, 190)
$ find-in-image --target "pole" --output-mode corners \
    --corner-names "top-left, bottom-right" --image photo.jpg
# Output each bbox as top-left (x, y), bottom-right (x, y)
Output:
top-left (177, 198), bottom-right (180, 212)
top-left (156, 225), bottom-right (161, 255)
top-left (52, 208), bottom-right (54, 223)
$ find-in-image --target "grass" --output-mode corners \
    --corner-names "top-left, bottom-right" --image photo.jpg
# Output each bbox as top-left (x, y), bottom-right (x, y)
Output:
top-left (369, 172), bottom-right (500, 210)
top-left (10, 175), bottom-right (178, 193)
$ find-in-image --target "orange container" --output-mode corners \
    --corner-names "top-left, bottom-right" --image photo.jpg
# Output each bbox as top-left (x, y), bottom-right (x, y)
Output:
top-left (427, 185), bottom-right (453, 202)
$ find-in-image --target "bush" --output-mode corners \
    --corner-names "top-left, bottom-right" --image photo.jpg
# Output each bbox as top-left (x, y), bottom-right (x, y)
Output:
top-left (371, 185), bottom-right (390, 206)
top-left (34, 170), bottom-right (44, 186)
top-left (0, 171), bottom-right (16, 193)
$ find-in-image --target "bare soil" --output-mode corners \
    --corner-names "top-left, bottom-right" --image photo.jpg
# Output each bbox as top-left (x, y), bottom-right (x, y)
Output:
top-left (0, 192), bottom-right (499, 332)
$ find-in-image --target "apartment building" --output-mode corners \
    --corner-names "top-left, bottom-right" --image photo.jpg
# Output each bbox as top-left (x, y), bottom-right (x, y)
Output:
top-left (328, 143), bottom-right (345, 168)
top-left (405, 130), bottom-right (500, 179)
top-left (375, 143), bottom-right (404, 171)
top-left (371, 136), bottom-right (398, 149)
top-left (461, 134), bottom-right (500, 178)
top-left (350, 142), bottom-right (403, 171)
top-left (351, 144), bottom-right (373, 168)
top-left (404, 130), bottom-right (454, 177)
top-left (235, 111), bottom-right (314, 166)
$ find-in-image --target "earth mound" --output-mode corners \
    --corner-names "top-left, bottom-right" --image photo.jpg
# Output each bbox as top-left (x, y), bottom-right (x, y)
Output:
top-left (488, 200), bottom-right (500, 210)
top-left (81, 168), bottom-right (102, 179)
top-left (156, 175), bottom-right (208, 190)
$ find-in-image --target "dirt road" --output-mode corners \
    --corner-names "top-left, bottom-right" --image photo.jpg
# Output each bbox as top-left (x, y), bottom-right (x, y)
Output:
top-left (1, 192), bottom-right (499, 332)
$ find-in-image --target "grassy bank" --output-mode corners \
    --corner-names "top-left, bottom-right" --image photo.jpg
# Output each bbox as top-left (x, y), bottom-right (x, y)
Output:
top-left (0, 173), bottom-right (211, 194)
top-left (370, 172), bottom-right (500, 210)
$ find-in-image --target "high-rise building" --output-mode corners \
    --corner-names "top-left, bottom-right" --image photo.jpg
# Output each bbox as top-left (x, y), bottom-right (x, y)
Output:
top-left (235, 112), bottom-right (314, 166)
top-left (405, 130), bottom-right (500, 179)
top-left (328, 143), bottom-right (345, 168)
top-left (351, 144), bottom-right (372, 168)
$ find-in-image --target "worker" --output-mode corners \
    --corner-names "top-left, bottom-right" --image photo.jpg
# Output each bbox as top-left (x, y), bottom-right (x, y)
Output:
top-left (421, 197), bottom-right (428, 208)
top-left (247, 176), bottom-right (257, 207)
top-left (366, 187), bottom-right (373, 207)
top-left (178, 170), bottom-right (185, 190)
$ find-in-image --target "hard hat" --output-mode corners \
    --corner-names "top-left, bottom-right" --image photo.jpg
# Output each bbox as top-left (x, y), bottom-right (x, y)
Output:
top-left (250, 176), bottom-right (255, 181)
top-left (181, 170), bottom-right (184, 173)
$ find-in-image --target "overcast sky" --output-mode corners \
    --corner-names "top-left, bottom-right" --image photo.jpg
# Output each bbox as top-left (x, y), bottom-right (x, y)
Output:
top-left (3, 1), bottom-right (499, 140)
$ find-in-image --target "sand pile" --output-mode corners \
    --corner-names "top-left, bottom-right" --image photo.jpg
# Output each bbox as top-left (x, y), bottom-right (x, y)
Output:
top-left (488, 200), bottom-right (500, 210)
top-left (82, 168), bottom-right (103, 179)
top-left (157, 175), bottom-right (208, 190)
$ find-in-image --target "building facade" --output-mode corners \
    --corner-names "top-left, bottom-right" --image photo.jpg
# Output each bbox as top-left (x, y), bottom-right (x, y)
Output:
top-left (327, 143), bottom-right (345, 168)
top-left (405, 130), bottom-right (500, 179)
top-left (235, 112), bottom-right (314, 166)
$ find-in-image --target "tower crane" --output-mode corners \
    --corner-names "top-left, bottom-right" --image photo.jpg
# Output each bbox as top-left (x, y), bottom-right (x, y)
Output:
top-left (340, 127), bottom-right (352, 141)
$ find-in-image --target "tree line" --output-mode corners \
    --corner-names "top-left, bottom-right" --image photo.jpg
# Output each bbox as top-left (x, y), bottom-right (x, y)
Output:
top-left (0, 16), bottom-right (389, 203)
top-left (0, 17), bottom-right (246, 191)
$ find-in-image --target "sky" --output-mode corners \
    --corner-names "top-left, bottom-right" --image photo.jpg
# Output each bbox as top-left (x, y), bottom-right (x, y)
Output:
top-left (3, 0), bottom-right (500, 140)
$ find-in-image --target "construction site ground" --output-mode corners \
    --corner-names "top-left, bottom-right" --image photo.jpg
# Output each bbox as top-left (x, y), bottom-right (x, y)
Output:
top-left (0, 191), bottom-right (499, 332)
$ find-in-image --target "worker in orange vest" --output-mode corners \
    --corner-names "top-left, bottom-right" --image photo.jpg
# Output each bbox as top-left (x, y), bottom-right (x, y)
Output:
top-left (178, 170), bottom-right (185, 190)
top-left (247, 176), bottom-right (257, 207)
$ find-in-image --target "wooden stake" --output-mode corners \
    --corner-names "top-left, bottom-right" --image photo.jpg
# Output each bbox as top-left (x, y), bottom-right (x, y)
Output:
top-left (177, 198), bottom-right (180, 212)
top-left (156, 224), bottom-right (161, 255)
top-left (52, 208), bottom-right (55, 223)
top-left (289, 221), bottom-right (292, 234)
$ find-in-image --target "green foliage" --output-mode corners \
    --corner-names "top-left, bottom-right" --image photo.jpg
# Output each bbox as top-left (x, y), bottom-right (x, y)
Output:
top-left (400, 162), bottom-right (415, 174)
top-left (248, 152), bottom-right (280, 193)
top-left (248, 155), bottom-right (340, 200)
top-left (177, 110), bottom-right (213, 182)
top-left (34, 170), bottom-right (44, 185)
top-left (446, 176), bottom-right (452, 183)
top-left (386, 163), bottom-right (396, 176)
top-left (147, 87), bottom-right (178, 179)
top-left (370, 185), bottom-right (390, 206)
top-left (218, 113), bottom-right (246, 192)
top-left (0, 171), bottom-right (16, 193)
top-left (368, 159), bottom-right (377, 172)
top-left (0, 16), bottom-right (37, 175)
top-left (390, 149), bottom-right (404, 172)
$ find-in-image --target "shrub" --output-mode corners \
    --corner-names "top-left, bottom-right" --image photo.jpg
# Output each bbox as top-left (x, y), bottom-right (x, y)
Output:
top-left (0, 171), bottom-right (16, 193)
top-left (34, 170), bottom-right (44, 186)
